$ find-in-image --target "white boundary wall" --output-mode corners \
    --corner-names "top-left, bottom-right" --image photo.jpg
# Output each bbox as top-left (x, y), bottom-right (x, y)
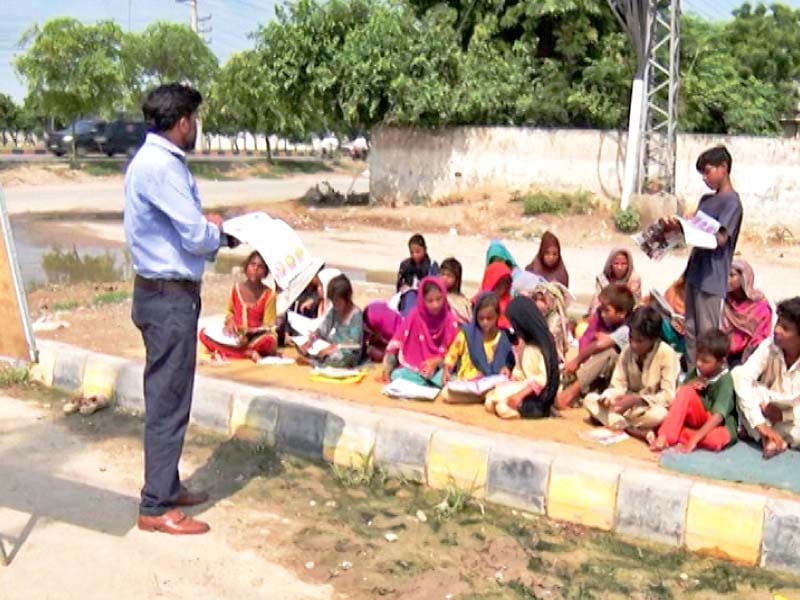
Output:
top-left (369, 126), bottom-right (800, 230)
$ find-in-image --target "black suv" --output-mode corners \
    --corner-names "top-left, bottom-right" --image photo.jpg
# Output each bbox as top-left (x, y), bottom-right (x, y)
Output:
top-left (48, 118), bottom-right (147, 157)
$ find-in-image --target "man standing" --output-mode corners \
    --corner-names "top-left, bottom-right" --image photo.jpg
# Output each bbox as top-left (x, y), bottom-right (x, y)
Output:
top-left (124, 83), bottom-right (235, 534)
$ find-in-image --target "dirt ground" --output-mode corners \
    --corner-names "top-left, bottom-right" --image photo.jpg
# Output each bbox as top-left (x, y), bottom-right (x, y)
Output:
top-left (3, 391), bottom-right (799, 600)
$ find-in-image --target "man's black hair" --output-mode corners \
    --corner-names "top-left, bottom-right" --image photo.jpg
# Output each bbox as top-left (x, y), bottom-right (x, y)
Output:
top-left (777, 297), bottom-right (800, 334)
top-left (142, 83), bottom-right (202, 133)
top-left (630, 305), bottom-right (662, 340)
top-left (697, 328), bottom-right (730, 361)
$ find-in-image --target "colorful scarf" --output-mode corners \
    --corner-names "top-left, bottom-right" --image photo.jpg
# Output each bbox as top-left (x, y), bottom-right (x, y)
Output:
top-left (364, 300), bottom-right (402, 345)
top-left (485, 240), bottom-right (518, 269)
top-left (390, 276), bottom-right (459, 370)
top-left (475, 262), bottom-right (513, 329)
top-left (723, 259), bottom-right (772, 359)
top-left (464, 292), bottom-right (514, 376)
top-left (526, 231), bottom-right (570, 287)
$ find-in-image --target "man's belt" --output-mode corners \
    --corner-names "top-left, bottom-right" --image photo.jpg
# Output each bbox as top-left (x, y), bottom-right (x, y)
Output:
top-left (134, 275), bottom-right (200, 294)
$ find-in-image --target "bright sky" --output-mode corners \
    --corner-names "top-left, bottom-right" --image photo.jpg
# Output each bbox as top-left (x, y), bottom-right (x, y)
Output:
top-left (1, 0), bottom-right (276, 102)
top-left (2, 0), bottom-right (800, 103)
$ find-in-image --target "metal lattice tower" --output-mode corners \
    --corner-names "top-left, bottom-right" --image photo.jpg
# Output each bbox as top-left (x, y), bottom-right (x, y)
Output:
top-left (608, 0), bottom-right (681, 207)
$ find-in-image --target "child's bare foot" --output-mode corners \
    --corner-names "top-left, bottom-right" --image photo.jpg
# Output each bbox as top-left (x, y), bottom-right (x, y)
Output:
top-left (555, 383), bottom-right (580, 410)
top-left (250, 351), bottom-right (261, 363)
top-left (295, 354), bottom-right (313, 366)
top-left (646, 432), bottom-right (667, 451)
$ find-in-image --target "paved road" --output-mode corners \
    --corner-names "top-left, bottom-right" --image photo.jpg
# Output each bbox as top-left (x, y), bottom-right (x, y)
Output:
top-left (0, 396), bottom-right (332, 600)
top-left (2, 171), bottom-right (368, 216)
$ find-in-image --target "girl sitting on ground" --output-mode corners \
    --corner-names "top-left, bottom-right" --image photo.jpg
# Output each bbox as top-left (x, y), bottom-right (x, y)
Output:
top-left (526, 231), bottom-right (570, 288)
top-left (485, 296), bottom-right (560, 419)
top-left (588, 247), bottom-right (642, 313)
top-left (382, 277), bottom-right (459, 389)
top-left (440, 257), bottom-right (472, 324)
top-left (442, 292), bottom-right (514, 403)
top-left (722, 259), bottom-right (772, 367)
top-left (532, 282), bottom-right (571, 364)
top-left (475, 262), bottom-right (513, 330)
top-left (396, 233), bottom-right (439, 317)
top-left (299, 274), bottom-right (363, 368)
top-left (199, 251), bottom-right (278, 362)
top-left (363, 301), bottom-right (402, 363)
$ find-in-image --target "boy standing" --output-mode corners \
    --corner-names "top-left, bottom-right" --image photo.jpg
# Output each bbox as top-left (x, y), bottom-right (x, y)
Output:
top-left (556, 284), bottom-right (635, 409)
top-left (733, 297), bottom-right (800, 458)
top-left (584, 306), bottom-right (679, 432)
top-left (670, 145), bottom-right (742, 366)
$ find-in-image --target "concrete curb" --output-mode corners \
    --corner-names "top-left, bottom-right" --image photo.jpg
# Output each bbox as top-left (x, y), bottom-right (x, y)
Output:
top-left (34, 339), bottom-right (800, 574)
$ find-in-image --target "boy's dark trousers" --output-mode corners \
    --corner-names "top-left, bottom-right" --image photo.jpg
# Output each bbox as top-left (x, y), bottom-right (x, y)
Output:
top-left (131, 282), bottom-right (201, 516)
top-left (684, 283), bottom-right (723, 367)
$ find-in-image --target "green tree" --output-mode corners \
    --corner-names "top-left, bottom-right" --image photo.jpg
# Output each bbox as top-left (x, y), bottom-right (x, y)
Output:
top-left (0, 94), bottom-right (18, 147)
top-left (126, 22), bottom-right (219, 100)
top-left (14, 18), bottom-right (126, 158)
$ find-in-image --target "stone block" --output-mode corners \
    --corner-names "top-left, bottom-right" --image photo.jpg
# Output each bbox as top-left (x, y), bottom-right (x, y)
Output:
top-left (190, 375), bottom-right (234, 432)
top-left (761, 498), bottom-right (800, 573)
top-left (53, 348), bottom-right (89, 392)
top-left (685, 483), bottom-right (765, 564)
top-left (547, 456), bottom-right (621, 531)
top-left (275, 400), bottom-right (328, 461)
top-left (486, 442), bottom-right (553, 515)
top-left (615, 469), bottom-right (691, 546)
top-left (374, 419), bottom-right (435, 482)
top-left (427, 430), bottom-right (490, 498)
top-left (82, 353), bottom-right (126, 400)
top-left (323, 407), bottom-right (380, 469)
top-left (114, 362), bottom-right (145, 413)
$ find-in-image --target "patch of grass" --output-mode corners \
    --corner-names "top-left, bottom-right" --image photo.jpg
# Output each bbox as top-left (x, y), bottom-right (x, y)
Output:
top-left (79, 161), bottom-right (124, 176)
top-left (42, 247), bottom-right (121, 284)
top-left (613, 207), bottom-right (641, 233)
top-left (331, 449), bottom-right (388, 489)
top-left (91, 290), bottom-right (130, 306)
top-left (0, 364), bottom-right (31, 387)
top-left (515, 189), bottom-right (596, 216)
top-left (52, 300), bottom-right (80, 311)
top-left (433, 478), bottom-right (484, 520)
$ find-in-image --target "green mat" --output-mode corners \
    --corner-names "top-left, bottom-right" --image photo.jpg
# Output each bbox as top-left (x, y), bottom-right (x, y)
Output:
top-left (660, 442), bottom-right (800, 495)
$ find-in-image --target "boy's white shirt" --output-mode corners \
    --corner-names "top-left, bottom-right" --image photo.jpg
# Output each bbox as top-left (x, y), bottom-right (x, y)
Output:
top-left (732, 338), bottom-right (800, 430)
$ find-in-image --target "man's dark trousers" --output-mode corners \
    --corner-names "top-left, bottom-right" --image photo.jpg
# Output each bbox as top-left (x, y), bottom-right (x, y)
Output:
top-left (132, 283), bottom-right (201, 516)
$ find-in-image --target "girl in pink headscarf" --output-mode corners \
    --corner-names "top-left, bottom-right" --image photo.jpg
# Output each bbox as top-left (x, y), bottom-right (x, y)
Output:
top-left (723, 259), bottom-right (772, 366)
top-left (382, 277), bottom-right (459, 389)
top-left (364, 301), bottom-right (403, 363)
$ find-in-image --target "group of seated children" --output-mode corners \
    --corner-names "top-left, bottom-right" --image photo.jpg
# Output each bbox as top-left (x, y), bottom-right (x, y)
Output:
top-left (199, 228), bottom-right (797, 458)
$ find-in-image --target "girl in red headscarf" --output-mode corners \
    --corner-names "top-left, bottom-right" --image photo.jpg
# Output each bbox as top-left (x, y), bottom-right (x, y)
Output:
top-left (723, 259), bottom-right (772, 366)
top-left (475, 262), bottom-right (513, 329)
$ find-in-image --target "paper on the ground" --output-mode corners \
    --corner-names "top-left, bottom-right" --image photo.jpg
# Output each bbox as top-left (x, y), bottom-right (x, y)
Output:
top-left (578, 428), bottom-right (630, 446)
top-left (447, 374), bottom-right (509, 396)
top-left (222, 212), bottom-right (316, 290)
top-left (312, 366), bottom-right (363, 379)
top-left (290, 335), bottom-right (331, 357)
top-left (288, 310), bottom-right (322, 337)
top-left (258, 356), bottom-right (296, 366)
top-left (634, 210), bottom-right (720, 261)
top-left (382, 379), bottom-right (440, 401)
top-left (203, 324), bottom-right (244, 347)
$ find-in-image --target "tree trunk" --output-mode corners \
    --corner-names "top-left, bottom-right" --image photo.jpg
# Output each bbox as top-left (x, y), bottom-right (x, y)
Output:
top-left (265, 136), bottom-right (272, 163)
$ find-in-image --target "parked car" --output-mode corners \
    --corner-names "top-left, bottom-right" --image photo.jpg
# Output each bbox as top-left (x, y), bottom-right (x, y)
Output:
top-left (47, 117), bottom-right (147, 157)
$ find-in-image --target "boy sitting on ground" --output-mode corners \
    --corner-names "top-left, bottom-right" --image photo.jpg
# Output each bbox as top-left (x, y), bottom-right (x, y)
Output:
top-left (732, 297), bottom-right (800, 459)
top-left (649, 328), bottom-right (737, 452)
top-left (556, 284), bottom-right (635, 410)
top-left (584, 306), bottom-right (679, 434)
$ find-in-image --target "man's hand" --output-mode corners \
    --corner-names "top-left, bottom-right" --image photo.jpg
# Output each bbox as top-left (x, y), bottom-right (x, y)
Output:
top-left (661, 216), bottom-right (682, 233)
top-left (206, 213), bottom-right (224, 228)
top-left (757, 423), bottom-right (786, 450)
top-left (762, 403), bottom-right (783, 425)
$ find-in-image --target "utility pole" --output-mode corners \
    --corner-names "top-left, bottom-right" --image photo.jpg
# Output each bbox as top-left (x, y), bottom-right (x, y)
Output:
top-left (608, 0), bottom-right (681, 209)
top-left (177, 0), bottom-right (206, 152)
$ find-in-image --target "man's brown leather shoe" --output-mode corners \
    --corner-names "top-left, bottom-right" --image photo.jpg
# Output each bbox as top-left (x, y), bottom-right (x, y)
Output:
top-left (175, 485), bottom-right (209, 507)
top-left (137, 510), bottom-right (210, 535)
